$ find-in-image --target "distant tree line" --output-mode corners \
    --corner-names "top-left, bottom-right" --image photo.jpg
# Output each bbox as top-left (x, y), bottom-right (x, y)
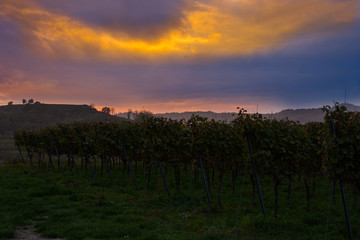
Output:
top-left (7, 99), bottom-right (40, 105)
top-left (101, 106), bottom-right (116, 115)
top-left (125, 109), bottom-right (153, 121)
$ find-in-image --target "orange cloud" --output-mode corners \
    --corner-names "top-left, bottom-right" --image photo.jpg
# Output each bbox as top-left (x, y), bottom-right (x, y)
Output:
top-left (0, 0), bottom-right (358, 61)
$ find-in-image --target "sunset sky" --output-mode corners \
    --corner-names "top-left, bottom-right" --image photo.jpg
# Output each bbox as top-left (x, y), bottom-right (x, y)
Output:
top-left (0, 0), bottom-right (359, 113)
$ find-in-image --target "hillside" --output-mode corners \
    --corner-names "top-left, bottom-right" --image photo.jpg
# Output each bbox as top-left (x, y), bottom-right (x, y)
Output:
top-left (0, 103), bottom-right (125, 135)
top-left (155, 111), bottom-right (236, 122)
top-left (267, 103), bottom-right (360, 123)
top-left (152, 110), bottom-right (326, 123)
top-left (264, 108), bottom-right (325, 123)
top-left (117, 103), bottom-right (360, 124)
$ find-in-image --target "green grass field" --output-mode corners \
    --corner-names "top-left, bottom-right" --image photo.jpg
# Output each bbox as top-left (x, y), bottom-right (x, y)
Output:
top-left (0, 158), bottom-right (359, 240)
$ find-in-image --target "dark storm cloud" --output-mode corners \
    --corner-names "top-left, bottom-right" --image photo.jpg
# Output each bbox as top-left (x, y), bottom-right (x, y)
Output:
top-left (33, 0), bottom-right (188, 39)
top-left (1, 0), bottom-right (357, 61)
top-left (114, 22), bottom-right (360, 108)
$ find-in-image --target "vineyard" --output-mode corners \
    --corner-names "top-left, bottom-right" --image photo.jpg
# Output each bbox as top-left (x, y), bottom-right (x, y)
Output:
top-left (12, 103), bottom-right (360, 239)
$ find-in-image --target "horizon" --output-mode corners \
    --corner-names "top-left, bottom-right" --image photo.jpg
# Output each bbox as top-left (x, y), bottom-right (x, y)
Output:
top-left (1, 0), bottom-right (360, 113)
top-left (1, 101), bottom-right (358, 115)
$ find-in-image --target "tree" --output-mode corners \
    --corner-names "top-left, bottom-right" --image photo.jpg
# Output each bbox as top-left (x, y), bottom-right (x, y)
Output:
top-left (127, 109), bottom-right (133, 119)
top-left (101, 107), bottom-right (111, 114)
top-left (7, 101), bottom-right (13, 105)
top-left (133, 110), bottom-right (153, 123)
top-left (28, 99), bottom-right (34, 104)
top-left (22, 99), bottom-right (27, 104)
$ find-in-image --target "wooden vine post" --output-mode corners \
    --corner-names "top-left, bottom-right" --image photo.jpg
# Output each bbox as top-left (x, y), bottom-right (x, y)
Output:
top-left (120, 142), bottom-right (139, 190)
top-left (51, 133), bottom-right (64, 175)
top-left (95, 128), bottom-right (114, 184)
top-left (16, 144), bottom-right (26, 164)
top-left (245, 132), bottom-right (266, 217)
top-left (329, 119), bottom-right (353, 240)
top-left (199, 156), bottom-right (211, 204)
top-left (158, 158), bottom-right (171, 197)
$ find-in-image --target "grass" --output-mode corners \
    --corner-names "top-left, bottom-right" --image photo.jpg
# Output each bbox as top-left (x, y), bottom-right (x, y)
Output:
top-left (0, 158), bottom-right (359, 240)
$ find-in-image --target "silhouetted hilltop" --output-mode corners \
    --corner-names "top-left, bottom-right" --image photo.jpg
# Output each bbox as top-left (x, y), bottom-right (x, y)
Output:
top-left (117, 103), bottom-right (360, 124)
top-left (0, 103), bottom-right (125, 135)
top-left (156, 111), bottom-right (236, 122)
top-left (266, 103), bottom-right (360, 123)
top-left (117, 111), bottom-right (237, 122)
top-left (265, 108), bottom-right (325, 123)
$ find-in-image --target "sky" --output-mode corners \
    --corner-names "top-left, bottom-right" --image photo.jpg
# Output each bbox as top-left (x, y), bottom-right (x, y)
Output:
top-left (0, 0), bottom-right (360, 113)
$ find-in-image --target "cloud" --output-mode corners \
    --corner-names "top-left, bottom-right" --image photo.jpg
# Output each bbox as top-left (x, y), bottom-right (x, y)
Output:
top-left (0, 66), bottom-right (57, 101)
top-left (0, 0), bottom-right (359, 113)
top-left (0, 0), bottom-right (357, 61)
top-left (0, 64), bottom-right (84, 103)
top-left (33, 0), bottom-right (188, 40)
